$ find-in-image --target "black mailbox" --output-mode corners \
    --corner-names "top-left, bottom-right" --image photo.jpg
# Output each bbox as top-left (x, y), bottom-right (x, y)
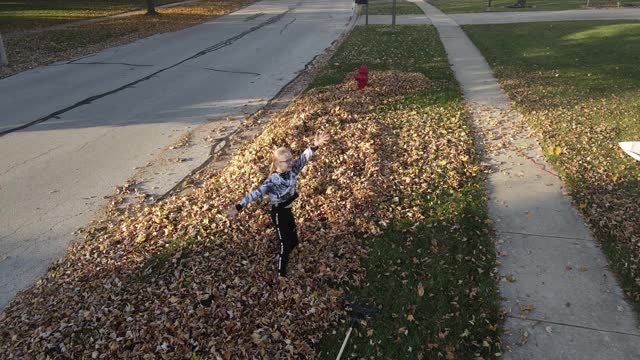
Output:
top-left (355, 0), bottom-right (368, 4)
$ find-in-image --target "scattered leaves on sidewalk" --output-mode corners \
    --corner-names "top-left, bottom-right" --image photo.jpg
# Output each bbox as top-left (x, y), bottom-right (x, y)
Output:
top-left (519, 304), bottom-right (535, 314)
top-left (466, 21), bottom-right (640, 313)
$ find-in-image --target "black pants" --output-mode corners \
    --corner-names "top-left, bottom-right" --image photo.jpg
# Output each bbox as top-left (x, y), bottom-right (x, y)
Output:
top-left (270, 206), bottom-right (299, 277)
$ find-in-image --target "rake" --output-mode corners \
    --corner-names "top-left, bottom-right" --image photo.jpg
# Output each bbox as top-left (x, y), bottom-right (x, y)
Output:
top-left (335, 301), bottom-right (377, 360)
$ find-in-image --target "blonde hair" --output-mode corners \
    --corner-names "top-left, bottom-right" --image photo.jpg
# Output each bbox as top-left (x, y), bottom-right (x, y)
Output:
top-left (271, 147), bottom-right (292, 172)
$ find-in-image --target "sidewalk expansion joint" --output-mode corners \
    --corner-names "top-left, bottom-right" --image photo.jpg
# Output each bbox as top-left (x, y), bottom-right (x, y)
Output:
top-left (507, 315), bottom-right (640, 337)
top-left (497, 231), bottom-right (591, 242)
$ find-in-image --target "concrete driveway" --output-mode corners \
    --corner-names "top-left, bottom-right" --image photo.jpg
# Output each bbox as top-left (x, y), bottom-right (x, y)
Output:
top-left (0, 0), bottom-right (354, 310)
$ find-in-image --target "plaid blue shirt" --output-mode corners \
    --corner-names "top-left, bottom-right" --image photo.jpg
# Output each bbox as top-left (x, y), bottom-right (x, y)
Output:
top-left (238, 147), bottom-right (314, 209)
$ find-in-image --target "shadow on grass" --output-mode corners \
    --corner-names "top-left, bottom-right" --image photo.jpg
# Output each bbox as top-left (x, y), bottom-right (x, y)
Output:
top-left (310, 25), bottom-right (455, 90)
top-left (307, 26), bottom-right (501, 357)
top-left (465, 21), bottom-right (640, 106)
top-left (465, 19), bottom-right (640, 319)
top-left (315, 182), bottom-right (501, 359)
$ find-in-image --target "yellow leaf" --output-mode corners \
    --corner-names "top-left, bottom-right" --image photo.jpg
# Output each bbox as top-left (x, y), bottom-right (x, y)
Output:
top-left (417, 283), bottom-right (425, 297)
top-left (135, 233), bottom-right (147, 243)
top-left (520, 304), bottom-right (535, 313)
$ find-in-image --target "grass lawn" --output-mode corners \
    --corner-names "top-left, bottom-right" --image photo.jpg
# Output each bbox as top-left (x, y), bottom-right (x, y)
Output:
top-left (429, 0), bottom-right (640, 14)
top-left (312, 25), bottom-right (501, 359)
top-left (0, 0), bottom-right (253, 79)
top-left (465, 21), bottom-right (640, 314)
top-left (366, 0), bottom-right (424, 15)
top-left (0, 24), bottom-right (501, 359)
top-left (0, 0), bottom-right (181, 33)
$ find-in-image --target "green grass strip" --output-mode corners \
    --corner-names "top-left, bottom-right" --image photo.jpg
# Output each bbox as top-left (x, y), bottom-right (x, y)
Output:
top-left (366, 1), bottom-right (424, 15)
top-left (430, 0), bottom-right (640, 14)
top-left (312, 25), bottom-right (501, 359)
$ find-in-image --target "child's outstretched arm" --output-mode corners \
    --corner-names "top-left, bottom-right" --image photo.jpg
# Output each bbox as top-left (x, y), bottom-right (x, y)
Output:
top-left (291, 132), bottom-right (329, 175)
top-left (227, 178), bottom-right (273, 217)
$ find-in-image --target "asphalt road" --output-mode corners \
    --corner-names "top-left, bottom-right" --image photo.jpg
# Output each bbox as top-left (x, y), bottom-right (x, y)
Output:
top-left (0, 0), bottom-right (354, 310)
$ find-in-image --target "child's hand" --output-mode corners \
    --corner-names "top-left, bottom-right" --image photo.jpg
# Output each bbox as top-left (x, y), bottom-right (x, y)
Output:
top-left (313, 132), bottom-right (329, 147)
top-left (227, 205), bottom-right (239, 218)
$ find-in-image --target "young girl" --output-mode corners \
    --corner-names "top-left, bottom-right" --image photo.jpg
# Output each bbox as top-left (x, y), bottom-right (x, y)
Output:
top-left (228, 133), bottom-right (329, 277)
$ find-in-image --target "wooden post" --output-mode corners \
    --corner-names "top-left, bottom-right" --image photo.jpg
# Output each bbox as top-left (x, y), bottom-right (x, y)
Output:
top-left (145, 0), bottom-right (158, 15)
top-left (0, 33), bottom-right (7, 66)
top-left (365, 3), bottom-right (369, 25)
top-left (391, 0), bottom-right (397, 31)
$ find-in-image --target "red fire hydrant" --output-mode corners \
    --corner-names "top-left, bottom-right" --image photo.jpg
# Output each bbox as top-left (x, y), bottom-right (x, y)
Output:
top-left (354, 64), bottom-right (368, 89)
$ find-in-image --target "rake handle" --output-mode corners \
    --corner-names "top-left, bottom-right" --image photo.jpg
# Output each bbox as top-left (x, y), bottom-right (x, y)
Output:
top-left (335, 325), bottom-right (354, 360)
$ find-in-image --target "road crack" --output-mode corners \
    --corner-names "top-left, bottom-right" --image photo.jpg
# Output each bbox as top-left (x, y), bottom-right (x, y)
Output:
top-left (0, 8), bottom-right (294, 138)
top-left (203, 67), bottom-right (260, 76)
top-left (280, 17), bottom-right (296, 34)
top-left (1, 145), bottom-right (63, 176)
top-left (69, 62), bottom-right (153, 67)
top-left (244, 12), bottom-right (265, 21)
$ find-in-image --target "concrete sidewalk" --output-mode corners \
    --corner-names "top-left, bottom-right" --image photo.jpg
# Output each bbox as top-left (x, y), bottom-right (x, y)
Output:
top-left (356, 14), bottom-right (431, 25)
top-left (451, 8), bottom-right (640, 25)
top-left (405, 1), bottom-right (640, 358)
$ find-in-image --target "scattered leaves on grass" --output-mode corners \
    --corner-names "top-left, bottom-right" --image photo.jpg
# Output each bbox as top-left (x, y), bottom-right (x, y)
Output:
top-left (0, 71), bottom-right (448, 358)
top-left (466, 21), bottom-right (640, 313)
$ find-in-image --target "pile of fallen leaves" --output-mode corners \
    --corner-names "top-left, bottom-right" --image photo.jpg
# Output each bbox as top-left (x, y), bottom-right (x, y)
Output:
top-left (0, 71), bottom-right (488, 359)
